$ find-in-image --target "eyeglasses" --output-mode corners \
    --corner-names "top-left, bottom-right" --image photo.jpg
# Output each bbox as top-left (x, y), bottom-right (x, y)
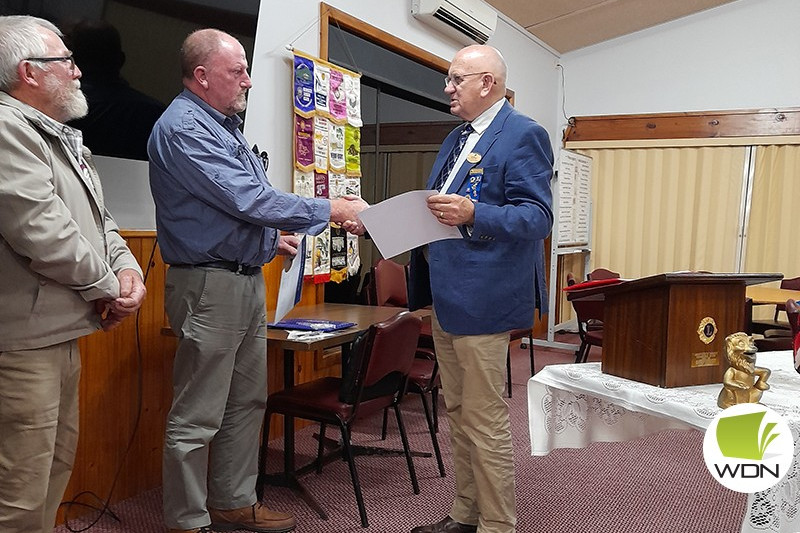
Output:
top-left (26, 55), bottom-right (75, 72)
top-left (444, 71), bottom-right (488, 87)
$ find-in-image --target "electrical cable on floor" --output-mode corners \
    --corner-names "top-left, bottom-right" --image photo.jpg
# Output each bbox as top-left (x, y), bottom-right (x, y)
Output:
top-left (60, 238), bottom-right (158, 532)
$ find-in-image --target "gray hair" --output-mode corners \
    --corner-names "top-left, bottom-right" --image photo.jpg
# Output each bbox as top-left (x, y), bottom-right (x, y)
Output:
top-left (0, 15), bottom-right (62, 92)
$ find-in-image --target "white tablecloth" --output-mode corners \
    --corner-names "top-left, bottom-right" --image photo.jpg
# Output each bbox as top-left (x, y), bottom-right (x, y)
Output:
top-left (527, 351), bottom-right (800, 533)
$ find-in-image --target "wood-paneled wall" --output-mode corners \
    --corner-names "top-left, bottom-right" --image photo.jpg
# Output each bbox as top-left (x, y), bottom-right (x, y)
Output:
top-left (58, 232), bottom-right (331, 525)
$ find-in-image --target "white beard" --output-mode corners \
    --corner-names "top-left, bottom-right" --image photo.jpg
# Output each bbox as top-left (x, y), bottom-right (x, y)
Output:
top-left (43, 73), bottom-right (89, 122)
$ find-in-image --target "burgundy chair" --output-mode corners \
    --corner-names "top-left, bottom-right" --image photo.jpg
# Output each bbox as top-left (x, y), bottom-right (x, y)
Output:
top-left (389, 347), bottom-right (446, 477)
top-left (786, 299), bottom-right (800, 373)
top-left (572, 297), bottom-right (605, 363)
top-left (774, 277), bottom-right (800, 321)
top-left (373, 259), bottom-right (443, 473)
top-left (568, 273), bottom-right (604, 363)
top-left (586, 268), bottom-right (619, 281)
top-left (753, 276), bottom-right (800, 335)
top-left (587, 267), bottom-right (621, 281)
top-left (260, 312), bottom-right (422, 528)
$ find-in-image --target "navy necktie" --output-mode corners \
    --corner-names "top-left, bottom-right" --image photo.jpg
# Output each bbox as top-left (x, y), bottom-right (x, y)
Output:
top-left (433, 123), bottom-right (473, 191)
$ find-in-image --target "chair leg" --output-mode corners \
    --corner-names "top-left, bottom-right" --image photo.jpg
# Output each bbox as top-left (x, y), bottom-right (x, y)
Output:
top-left (574, 341), bottom-right (587, 364)
top-left (528, 333), bottom-right (536, 375)
top-left (380, 408), bottom-right (389, 440)
top-left (420, 393), bottom-right (445, 477)
top-left (256, 408), bottom-right (273, 499)
top-left (338, 422), bottom-right (368, 528)
top-left (315, 423), bottom-right (327, 474)
top-left (432, 387), bottom-right (439, 434)
top-left (581, 345), bottom-right (593, 364)
top-left (393, 404), bottom-right (420, 494)
top-left (506, 347), bottom-right (513, 398)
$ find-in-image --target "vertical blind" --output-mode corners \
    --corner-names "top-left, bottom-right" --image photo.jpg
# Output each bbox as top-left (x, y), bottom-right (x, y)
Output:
top-left (556, 141), bottom-right (800, 325)
top-left (579, 146), bottom-right (747, 278)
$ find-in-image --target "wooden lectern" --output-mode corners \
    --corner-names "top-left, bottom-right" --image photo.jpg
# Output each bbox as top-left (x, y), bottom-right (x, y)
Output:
top-left (567, 272), bottom-right (781, 387)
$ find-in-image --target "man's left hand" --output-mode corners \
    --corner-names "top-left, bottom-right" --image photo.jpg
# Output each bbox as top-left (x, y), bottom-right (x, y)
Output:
top-left (427, 193), bottom-right (475, 226)
top-left (277, 234), bottom-right (301, 256)
top-left (100, 269), bottom-right (147, 331)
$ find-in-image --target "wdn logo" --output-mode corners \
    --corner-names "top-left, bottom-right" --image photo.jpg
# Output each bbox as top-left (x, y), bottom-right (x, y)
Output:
top-left (703, 403), bottom-right (794, 493)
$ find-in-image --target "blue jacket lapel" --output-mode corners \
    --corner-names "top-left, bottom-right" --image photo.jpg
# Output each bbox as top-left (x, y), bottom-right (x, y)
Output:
top-left (444, 101), bottom-right (512, 194)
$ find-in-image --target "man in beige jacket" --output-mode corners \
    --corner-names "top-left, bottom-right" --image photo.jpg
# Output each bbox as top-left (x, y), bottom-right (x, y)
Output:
top-left (0, 16), bottom-right (146, 533)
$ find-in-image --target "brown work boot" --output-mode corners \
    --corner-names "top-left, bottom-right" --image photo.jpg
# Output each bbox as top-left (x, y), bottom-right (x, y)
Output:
top-left (167, 527), bottom-right (213, 533)
top-left (209, 502), bottom-right (296, 532)
top-left (410, 516), bottom-right (478, 533)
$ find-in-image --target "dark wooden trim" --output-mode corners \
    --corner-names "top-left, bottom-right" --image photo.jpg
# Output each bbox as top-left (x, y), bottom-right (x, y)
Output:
top-left (361, 121), bottom-right (460, 146)
top-left (113, 0), bottom-right (257, 37)
top-left (320, 3), bottom-right (449, 72)
top-left (563, 108), bottom-right (800, 144)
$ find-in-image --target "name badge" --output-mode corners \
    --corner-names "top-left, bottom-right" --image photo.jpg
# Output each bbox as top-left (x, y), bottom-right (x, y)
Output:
top-left (465, 168), bottom-right (483, 201)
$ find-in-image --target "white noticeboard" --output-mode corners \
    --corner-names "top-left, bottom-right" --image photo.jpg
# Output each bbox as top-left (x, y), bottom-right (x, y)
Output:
top-left (556, 150), bottom-right (592, 247)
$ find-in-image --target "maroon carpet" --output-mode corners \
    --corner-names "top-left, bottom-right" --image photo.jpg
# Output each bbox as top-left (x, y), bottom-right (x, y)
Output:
top-left (54, 336), bottom-right (746, 533)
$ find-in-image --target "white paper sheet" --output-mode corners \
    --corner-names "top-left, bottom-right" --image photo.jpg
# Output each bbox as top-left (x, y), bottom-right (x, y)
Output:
top-left (274, 235), bottom-right (306, 323)
top-left (359, 189), bottom-right (463, 259)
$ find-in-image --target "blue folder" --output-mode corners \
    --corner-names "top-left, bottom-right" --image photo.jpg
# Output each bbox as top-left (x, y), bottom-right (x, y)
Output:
top-left (268, 318), bottom-right (356, 332)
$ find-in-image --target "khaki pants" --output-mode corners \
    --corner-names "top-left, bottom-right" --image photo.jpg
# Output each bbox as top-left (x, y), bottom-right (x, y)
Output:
top-left (162, 266), bottom-right (267, 530)
top-left (432, 312), bottom-right (516, 533)
top-left (0, 340), bottom-right (81, 533)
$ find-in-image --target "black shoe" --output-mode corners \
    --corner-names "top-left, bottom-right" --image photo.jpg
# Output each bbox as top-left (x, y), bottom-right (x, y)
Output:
top-left (410, 516), bottom-right (478, 533)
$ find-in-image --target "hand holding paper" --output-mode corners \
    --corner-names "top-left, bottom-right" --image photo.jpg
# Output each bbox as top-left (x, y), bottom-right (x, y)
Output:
top-left (358, 190), bottom-right (462, 259)
top-left (427, 193), bottom-right (476, 226)
top-left (274, 235), bottom-right (306, 323)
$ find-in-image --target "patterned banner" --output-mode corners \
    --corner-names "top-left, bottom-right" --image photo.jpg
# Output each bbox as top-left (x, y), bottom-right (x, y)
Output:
top-left (292, 51), bottom-right (362, 284)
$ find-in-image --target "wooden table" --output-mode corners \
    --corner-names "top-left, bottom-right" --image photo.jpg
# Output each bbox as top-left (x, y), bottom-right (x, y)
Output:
top-left (746, 286), bottom-right (800, 305)
top-left (259, 303), bottom-right (428, 517)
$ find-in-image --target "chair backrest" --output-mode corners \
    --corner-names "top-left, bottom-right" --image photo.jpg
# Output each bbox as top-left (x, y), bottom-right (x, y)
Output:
top-left (788, 299), bottom-right (800, 335)
top-left (587, 268), bottom-right (620, 281)
top-left (373, 259), bottom-right (409, 307)
top-left (781, 276), bottom-right (800, 291)
top-left (339, 311), bottom-right (422, 409)
top-left (571, 297), bottom-right (605, 338)
top-left (788, 299), bottom-right (800, 373)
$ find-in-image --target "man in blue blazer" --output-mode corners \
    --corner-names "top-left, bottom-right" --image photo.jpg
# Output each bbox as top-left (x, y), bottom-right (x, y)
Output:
top-left (409, 45), bottom-right (553, 533)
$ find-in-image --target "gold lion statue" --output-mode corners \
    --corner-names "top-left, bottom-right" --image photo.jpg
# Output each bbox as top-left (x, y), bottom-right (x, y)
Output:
top-left (717, 332), bottom-right (771, 409)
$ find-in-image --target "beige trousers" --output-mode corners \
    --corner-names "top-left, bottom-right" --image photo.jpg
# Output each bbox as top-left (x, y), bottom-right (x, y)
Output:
top-left (431, 312), bottom-right (515, 533)
top-left (0, 340), bottom-right (81, 533)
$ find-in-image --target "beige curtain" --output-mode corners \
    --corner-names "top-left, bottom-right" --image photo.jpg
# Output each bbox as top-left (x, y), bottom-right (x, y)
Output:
top-left (744, 145), bottom-right (800, 319)
top-left (554, 146), bottom-right (747, 326)
top-left (577, 146), bottom-right (747, 278)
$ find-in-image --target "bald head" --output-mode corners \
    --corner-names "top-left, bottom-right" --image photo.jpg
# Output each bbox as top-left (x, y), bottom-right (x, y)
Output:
top-left (180, 28), bottom-right (236, 80)
top-left (454, 45), bottom-right (507, 90)
top-left (445, 44), bottom-right (507, 121)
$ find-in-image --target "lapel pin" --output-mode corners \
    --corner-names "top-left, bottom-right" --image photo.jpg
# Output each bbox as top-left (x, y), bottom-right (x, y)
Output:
top-left (466, 152), bottom-right (482, 164)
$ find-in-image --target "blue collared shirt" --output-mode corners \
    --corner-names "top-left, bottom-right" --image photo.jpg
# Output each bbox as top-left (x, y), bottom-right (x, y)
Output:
top-left (148, 90), bottom-right (330, 266)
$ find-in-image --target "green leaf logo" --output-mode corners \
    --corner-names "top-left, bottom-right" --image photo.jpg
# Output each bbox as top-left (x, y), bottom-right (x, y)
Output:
top-left (716, 411), bottom-right (779, 460)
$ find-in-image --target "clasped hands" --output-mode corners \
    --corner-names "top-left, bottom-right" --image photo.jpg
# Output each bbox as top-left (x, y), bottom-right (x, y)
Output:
top-left (94, 268), bottom-right (147, 331)
top-left (331, 195), bottom-right (370, 236)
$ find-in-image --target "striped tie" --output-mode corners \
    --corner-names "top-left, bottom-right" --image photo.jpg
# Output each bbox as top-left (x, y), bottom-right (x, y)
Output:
top-left (433, 123), bottom-right (473, 191)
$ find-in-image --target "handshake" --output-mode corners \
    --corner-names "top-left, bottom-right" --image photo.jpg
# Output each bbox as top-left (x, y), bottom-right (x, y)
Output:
top-left (330, 195), bottom-right (370, 235)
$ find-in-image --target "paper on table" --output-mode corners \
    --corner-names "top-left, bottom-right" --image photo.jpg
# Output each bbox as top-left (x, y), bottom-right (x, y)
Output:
top-left (274, 235), bottom-right (306, 323)
top-left (359, 189), bottom-right (462, 259)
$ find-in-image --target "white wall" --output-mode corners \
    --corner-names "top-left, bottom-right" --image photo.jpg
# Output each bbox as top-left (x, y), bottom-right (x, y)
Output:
top-left (244, 0), bottom-right (559, 192)
top-left (560, 0), bottom-right (800, 118)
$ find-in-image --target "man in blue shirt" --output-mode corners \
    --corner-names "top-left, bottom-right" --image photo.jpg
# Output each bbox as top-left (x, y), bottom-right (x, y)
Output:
top-left (148, 29), bottom-right (366, 533)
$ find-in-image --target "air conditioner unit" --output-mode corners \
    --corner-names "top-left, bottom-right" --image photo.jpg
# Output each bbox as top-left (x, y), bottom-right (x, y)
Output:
top-left (411, 0), bottom-right (497, 45)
